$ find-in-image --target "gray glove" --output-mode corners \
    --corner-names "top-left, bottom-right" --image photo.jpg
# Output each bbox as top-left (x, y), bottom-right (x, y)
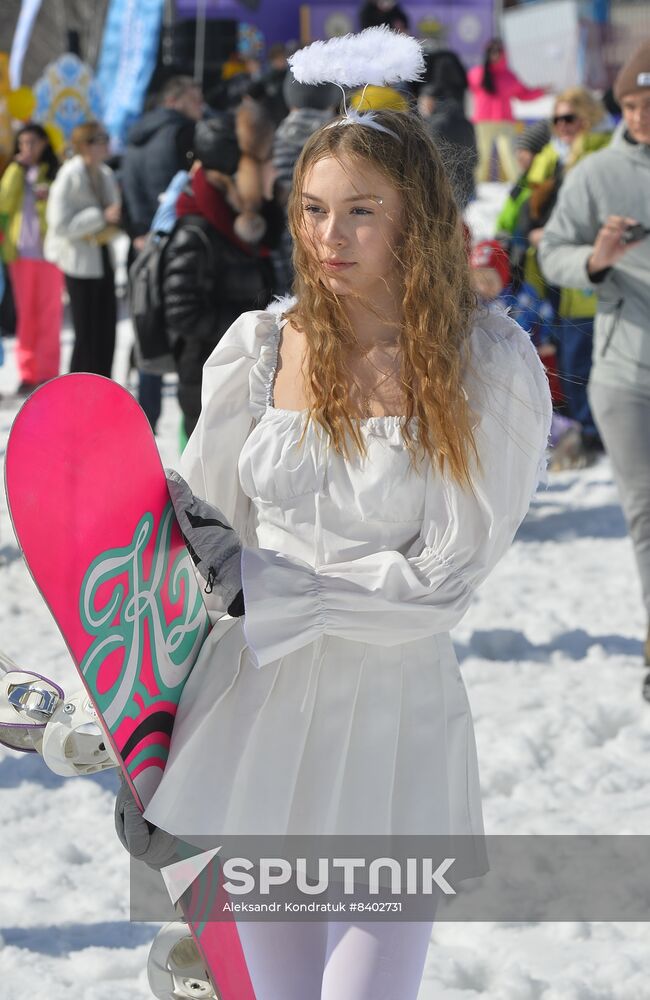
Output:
top-left (114, 777), bottom-right (180, 870)
top-left (165, 468), bottom-right (244, 616)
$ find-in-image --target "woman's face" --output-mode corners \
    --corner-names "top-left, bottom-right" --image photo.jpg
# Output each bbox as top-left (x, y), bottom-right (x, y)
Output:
top-left (621, 91), bottom-right (650, 146)
top-left (83, 130), bottom-right (110, 165)
top-left (299, 154), bottom-right (403, 302)
top-left (553, 101), bottom-right (585, 143)
top-left (17, 130), bottom-right (47, 166)
top-left (515, 148), bottom-right (534, 173)
top-left (487, 43), bottom-right (504, 64)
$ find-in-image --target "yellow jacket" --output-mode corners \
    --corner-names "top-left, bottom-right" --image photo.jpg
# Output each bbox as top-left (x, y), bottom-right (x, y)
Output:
top-left (0, 161), bottom-right (50, 263)
top-left (528, 132), bottom-right (611, 318)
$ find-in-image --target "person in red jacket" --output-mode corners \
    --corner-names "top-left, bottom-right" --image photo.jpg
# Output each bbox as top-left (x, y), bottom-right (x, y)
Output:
top-left (468, 38), bottom-right (545, 183)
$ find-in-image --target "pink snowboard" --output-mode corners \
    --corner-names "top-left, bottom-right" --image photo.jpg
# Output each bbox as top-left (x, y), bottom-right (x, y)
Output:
top-left (5, 374), bottom-right (255, 1000)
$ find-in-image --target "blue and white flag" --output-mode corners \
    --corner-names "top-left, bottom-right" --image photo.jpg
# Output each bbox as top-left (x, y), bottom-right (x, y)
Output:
top-left (95, 0), bottom-right (165, 152)
top-left (9, 0), bottom-right (43, 88)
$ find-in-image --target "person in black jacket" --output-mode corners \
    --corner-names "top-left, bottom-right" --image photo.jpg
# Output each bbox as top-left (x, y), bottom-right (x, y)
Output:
top-left (418, 82), bottom-right (477, 208)
top-left (121, 77), bottom-right (203, 242)
top-left (162, 121), bottom-right (282, 439)
top-left (422, 45), bottom-right (468, 105)
top-left (120, 76), bottom-right (203, 433)
top-left (359, 0), bottom-right (409, 32)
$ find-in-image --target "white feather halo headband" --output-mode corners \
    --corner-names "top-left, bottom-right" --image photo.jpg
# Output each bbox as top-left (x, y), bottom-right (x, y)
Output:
top-left (288, 26), bottom-right (425, 89)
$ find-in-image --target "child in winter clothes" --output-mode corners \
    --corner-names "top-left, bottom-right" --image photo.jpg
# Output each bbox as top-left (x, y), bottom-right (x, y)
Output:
top-left (469, 239), bottom-right (582, 464)
top-left (470, 239), bottom-right (554, 350)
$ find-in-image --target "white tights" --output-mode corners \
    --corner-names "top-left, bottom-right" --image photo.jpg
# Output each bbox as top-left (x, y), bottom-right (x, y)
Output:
top-left (236, 916), bottom-right (435, 1000)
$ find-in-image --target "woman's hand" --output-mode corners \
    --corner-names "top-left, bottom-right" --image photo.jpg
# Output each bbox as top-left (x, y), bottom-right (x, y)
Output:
top-left (528, 226), bottom-right (544, 248)
top-left (587, 215), bottom-right (641, 275)
top-left (103, 203), bottom-right (121, 225)
top-left (114, 777), bottom-right (180, 870)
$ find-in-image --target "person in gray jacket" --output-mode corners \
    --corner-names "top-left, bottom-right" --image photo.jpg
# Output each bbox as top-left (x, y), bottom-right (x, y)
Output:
top-left (270, 71), bottom-right (339, 294)
top-left (538, 40), bottom-right (650, 686)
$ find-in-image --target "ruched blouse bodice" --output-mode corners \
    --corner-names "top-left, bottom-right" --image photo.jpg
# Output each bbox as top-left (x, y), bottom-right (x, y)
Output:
top-left (239, 325), bottom-right (427, 568)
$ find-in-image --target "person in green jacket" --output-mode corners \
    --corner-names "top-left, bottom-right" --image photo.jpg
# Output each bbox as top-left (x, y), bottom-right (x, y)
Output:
top-left (0, 123), bottom-right (63, 394)
top-left (495, 119), bottom-right (551, 239)
top-left (495, 120), bottom-right (551, 293)
top-left (525, 88), bottom-right (610, 452)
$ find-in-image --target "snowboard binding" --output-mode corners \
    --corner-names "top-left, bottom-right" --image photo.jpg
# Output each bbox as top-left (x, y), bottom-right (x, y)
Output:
top-left (0, 653), bottom-right (119, 774)
top-left (147, 922), bottom-right (218, 999)
top-left (0, 659), bottom-right (65, 753)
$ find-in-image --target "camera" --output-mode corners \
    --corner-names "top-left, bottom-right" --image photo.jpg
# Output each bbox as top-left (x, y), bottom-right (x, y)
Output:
top-left (620, 222), bottom-right (650, 245)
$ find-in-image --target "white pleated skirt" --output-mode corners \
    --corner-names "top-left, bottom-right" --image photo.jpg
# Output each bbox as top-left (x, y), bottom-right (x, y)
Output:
top-left (144, 619), bottom-right (485, 842)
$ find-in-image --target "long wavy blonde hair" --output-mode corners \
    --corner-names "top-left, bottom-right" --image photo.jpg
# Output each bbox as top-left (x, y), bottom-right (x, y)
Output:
top-left (286, 109), bottom-right (478, 487)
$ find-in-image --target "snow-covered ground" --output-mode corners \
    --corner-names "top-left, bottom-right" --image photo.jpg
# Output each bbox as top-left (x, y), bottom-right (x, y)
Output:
top-left (1, 188), bottom-right (649, 999)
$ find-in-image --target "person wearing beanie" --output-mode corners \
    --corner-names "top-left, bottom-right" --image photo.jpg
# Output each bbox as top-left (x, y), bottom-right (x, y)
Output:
top-left (273, 72), bottom-right (340, 201)
top-left (515, 119), bottom-right (551, 170)
top-left (417, 81), bottom-right (477, 208)
top-left (495, 119), bottom-right (550, 244)
top-left (469, 239), bottom-right (511, 300)
top-left (613, 39), bottom-right (650, 111)
top-left (539, 40), bottom-right (650, 686)
top-left (271, 70), bottom-right (340, 293)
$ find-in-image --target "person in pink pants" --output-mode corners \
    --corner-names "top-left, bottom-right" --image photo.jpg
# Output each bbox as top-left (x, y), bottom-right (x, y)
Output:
top-left (0, 123), bottom-right (63, 394)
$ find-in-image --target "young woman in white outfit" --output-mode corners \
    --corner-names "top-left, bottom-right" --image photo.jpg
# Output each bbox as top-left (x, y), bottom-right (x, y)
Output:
top-left (122, 32), bottom-right (552, 1000)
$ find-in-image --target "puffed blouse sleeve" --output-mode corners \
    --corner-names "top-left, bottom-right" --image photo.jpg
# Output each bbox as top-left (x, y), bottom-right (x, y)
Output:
top-left (180, 308), bottom-right (277, 543)
top-left (242, 307), bottom-right (552, 667)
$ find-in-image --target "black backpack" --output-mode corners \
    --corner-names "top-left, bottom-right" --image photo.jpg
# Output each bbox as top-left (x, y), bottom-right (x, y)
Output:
top-left (128, 220), bottom-right (213, 375)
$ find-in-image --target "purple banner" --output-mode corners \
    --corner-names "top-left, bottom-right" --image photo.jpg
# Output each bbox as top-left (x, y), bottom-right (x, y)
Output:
top-left (304, 4), bottom-right (493, 66)
top-left (174, 2), bottom-right (493, 62)
top-left (174, 1), bottom-right (300, 44)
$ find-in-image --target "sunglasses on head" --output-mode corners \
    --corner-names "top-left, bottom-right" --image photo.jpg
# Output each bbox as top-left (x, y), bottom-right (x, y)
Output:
top-left (87, 133), bottom-right (109, 145)
top-left (553, 113), bottom-right (578, 126)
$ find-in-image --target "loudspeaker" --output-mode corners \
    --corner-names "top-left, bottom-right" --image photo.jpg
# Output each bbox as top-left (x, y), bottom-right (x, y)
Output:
top-left (165, 18), bottom-right (238, 79)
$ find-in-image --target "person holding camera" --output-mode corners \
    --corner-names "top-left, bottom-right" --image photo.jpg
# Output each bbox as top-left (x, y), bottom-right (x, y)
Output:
top-left (539, 41), bottom-right (650, 685)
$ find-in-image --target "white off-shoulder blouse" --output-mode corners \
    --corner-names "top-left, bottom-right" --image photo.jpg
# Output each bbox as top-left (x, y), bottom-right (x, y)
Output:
top-left (143, 302), bottom-right (552, 841)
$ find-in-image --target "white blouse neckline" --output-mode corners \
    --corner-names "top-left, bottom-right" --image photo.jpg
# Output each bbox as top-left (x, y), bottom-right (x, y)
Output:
top-left (252, 312), bottom-right (409, 427)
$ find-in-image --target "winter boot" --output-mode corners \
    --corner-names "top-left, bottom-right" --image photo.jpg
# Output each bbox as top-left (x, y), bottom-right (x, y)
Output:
top-left (0, 662), bottom-right (64, 753)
